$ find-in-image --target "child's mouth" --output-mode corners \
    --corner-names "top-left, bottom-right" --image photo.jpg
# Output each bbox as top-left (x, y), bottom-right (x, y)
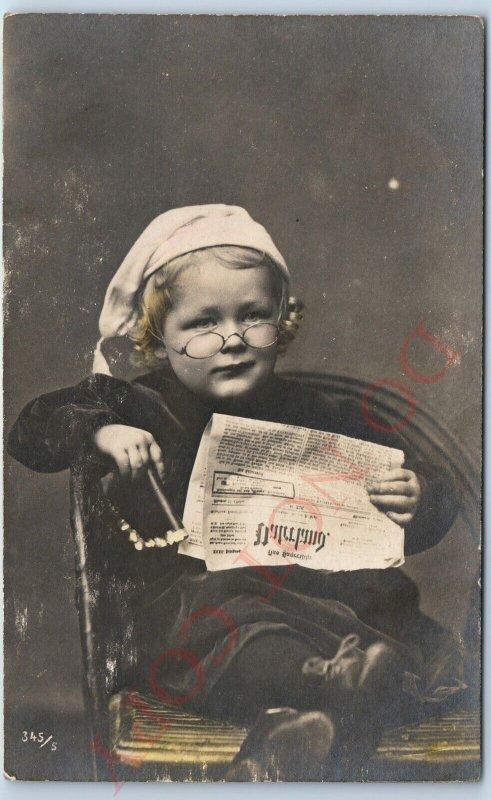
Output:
top-left (211, 361), bottom-right (255, 376)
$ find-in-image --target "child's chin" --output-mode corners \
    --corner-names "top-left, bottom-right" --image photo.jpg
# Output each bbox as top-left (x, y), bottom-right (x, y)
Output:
top-left (207, 372), bottom-right (266, 400)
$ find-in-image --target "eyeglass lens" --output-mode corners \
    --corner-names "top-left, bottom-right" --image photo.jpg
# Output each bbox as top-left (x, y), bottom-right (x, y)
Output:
top-left (185, 323), bottom-right (278, 359)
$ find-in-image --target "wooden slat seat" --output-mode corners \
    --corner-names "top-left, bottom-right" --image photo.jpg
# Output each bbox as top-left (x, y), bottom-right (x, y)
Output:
top-left (109, 690), bottom-right (480, 781)
top-left (374, 711), bottom-right (481, 764)
top-left (110, 691), bottom-right (247, 767)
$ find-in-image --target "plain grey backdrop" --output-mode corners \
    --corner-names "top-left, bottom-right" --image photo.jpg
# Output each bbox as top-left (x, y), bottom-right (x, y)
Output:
top-left (2, 8), bottom-right (484, 789)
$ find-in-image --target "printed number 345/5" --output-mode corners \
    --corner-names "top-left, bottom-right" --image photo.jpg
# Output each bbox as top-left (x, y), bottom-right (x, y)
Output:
top-left (21, 731), bottom-right (57, 750)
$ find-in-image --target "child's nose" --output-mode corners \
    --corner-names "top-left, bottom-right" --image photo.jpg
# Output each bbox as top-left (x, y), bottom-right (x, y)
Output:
top-left (221, 329), bottom-right (247, 353)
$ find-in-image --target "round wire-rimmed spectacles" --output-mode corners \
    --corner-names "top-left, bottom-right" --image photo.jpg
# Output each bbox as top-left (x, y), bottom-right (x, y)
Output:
top-left (172, 322), bottom-right (280, 359)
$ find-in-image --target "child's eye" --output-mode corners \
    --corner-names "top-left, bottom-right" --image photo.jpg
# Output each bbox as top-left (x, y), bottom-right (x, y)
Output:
top-left (192, 317), bottom-right (216, 330)
top-left (243, 310), bottom-right (268, 323)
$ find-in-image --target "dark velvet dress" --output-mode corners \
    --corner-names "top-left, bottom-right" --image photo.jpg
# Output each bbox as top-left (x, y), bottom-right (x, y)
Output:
top-left (7, 367), bottom-right (466, 724)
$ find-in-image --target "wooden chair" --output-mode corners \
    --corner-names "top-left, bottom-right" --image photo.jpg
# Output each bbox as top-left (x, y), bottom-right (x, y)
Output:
top-left (69, 371), bottom-right (481, 782)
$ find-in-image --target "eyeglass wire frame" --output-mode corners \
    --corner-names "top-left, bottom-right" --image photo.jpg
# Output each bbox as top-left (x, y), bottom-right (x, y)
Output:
top-left (172, 321), bottom-right (281, 359)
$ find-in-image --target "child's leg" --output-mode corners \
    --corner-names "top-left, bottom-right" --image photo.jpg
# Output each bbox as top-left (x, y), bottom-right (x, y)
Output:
top-left (201, 631), bottom-right (403, 727)
top-left (204, 631), bottom-right (404, 780)
top-left (202, 633), bottom-right (321, 723)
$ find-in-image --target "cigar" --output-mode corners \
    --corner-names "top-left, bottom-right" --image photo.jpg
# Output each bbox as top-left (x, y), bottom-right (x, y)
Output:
top-left (147, 463), bottom-right (189, 544)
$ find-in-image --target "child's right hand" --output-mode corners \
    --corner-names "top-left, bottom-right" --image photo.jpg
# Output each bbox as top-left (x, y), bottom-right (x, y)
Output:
top-left (93, 424), bottom-right (165, 481)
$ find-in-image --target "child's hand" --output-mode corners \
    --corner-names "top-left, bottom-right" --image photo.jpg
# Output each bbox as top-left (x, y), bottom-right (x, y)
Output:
top-left (94, 424), bottom-right (165, 481)
top-left (367, 468), bottom-right (421, 527)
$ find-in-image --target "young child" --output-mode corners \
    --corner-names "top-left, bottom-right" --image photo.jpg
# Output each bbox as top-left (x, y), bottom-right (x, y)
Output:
top-left (8, 204), bottom-right (465, 780)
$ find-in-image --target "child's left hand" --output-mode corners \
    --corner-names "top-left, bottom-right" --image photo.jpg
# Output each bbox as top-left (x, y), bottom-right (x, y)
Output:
top-left (367, 469), bottom-right (421, 527)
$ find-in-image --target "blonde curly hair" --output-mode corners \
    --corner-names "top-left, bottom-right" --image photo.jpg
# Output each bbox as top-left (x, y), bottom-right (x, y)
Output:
top-left (130, 245), bottom-right (304, 368)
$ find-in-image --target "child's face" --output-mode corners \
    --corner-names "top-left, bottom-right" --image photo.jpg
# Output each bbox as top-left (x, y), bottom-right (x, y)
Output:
top-left (161, 259), bottom-right (281, 402)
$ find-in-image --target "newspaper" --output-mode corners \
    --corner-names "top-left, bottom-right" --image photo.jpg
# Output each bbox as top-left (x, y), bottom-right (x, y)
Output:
top-left (179, 414), bottom-right (405, 572)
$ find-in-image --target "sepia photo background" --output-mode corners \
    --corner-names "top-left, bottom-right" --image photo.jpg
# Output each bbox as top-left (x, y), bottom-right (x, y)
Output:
top-left (3, 15), bottom-right (483, 778)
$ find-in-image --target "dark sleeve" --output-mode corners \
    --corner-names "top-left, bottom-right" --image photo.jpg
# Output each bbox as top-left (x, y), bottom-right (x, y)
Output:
top-left (307, 391), bottom-right (461, 556)
top-left (345, 397), bottom-right (461, 555)
top-left (401, 459), bottom-right (461, 555)
top-left (7, 375), bottom-right (137, 473)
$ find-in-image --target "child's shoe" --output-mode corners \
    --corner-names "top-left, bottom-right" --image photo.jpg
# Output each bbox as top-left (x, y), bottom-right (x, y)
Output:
top-left (301, 632), bottom-right (405, 775)
top-left (302, 632), bottom-right (403, 709)
top-left (224, 706), bottom-right (336, 781)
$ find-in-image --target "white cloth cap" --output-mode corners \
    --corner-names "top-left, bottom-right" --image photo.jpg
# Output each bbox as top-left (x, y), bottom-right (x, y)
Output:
top-left (93, 204), bottom-right (289, 374)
